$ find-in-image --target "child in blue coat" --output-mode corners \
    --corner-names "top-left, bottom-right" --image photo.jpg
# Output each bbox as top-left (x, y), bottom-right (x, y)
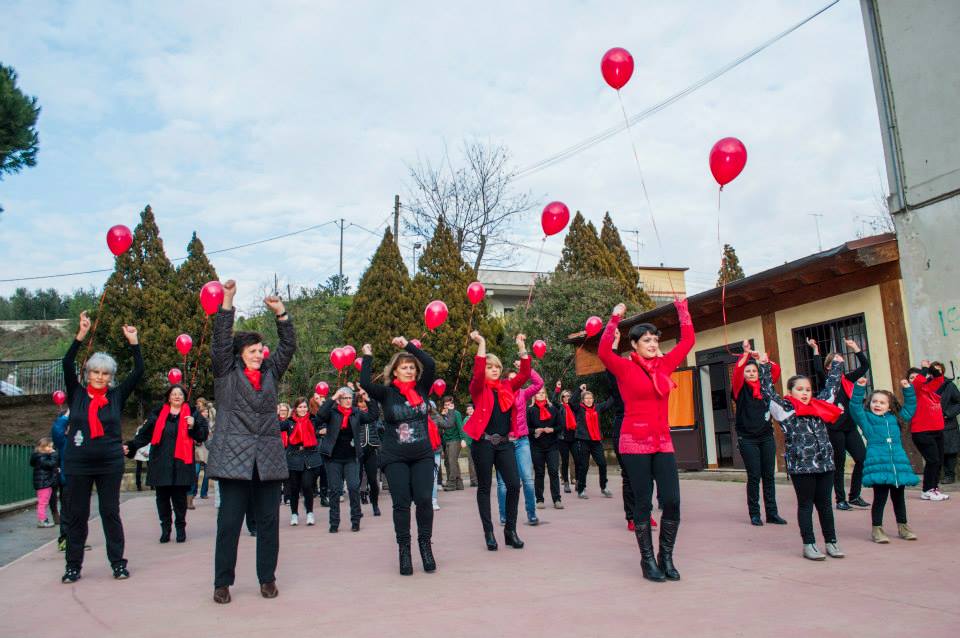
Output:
top-left (849, 377), bottom-right (919, 543)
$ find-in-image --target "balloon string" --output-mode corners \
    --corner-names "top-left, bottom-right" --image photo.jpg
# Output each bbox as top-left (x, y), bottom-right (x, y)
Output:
top-left (452, 305), bottom-right (477, 394)
top-left (616, 90), bottom-right (679, 301)
top-left (716, 188), bottom-right (737, 357)
top-left (187, 315), bottom-right (210, 402)
top-left (525, 237), bottom-right (547, 309)
top-left (80, 290), bottom-right (109, 371)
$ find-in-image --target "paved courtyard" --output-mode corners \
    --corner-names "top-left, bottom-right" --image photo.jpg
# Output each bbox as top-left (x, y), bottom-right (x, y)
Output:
top-left (0, 476), bottom-right (957, 637)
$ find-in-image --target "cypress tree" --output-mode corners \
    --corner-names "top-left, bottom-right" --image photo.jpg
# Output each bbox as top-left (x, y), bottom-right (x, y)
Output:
top-left (717, 243), bottom-right (746, 286)
top-left (555, 212), bottom-right (621, 281)
top-left (600, 212), bottom-right (654, 310)
top-left (176, 232), bottom-right (219, 400)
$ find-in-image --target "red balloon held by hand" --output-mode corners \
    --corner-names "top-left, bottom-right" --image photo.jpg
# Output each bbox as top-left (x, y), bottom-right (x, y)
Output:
top-left (175, 333), bottom-right (192, 356)
top-left (584, 316), bottom-right (603, 337)
top-left (541, 202), bottom-right (570, 237)
top-left (106, 225), bottom-right (133, 256)
top-left (315, 381), bottom-right (330, 397)
top-left (709, 137), bottom-right (748, 188)
top-left (168, 368), bottom-right (183, 385)
top-left (52, 390), bottom-right (66, 406)
top-left (601, 47), bottom-right (634, 90)
top-left (199, 281), bottom-right (224, 315)
top-left (410, 339), bottom-right (422, 349)
top-left (432, 379), bottom-right (446, 396)
top-left (467, 281), bottom-right (486, 305)
top-left (424, 300), bottom-right (449, 331)
top-left (532, 340), bottom-right (547, 359)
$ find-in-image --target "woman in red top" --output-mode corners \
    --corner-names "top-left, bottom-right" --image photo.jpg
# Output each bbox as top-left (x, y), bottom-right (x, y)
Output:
top-left (909, 361), bottom-right (950, 500)
top-left (598, 299), bottom-right (694, 583)
top-left (466, 331), bottom-right (531, 551)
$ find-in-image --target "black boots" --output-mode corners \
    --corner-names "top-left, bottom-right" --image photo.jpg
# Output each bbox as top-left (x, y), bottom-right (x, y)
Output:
top-left (398, 543), bottom-right (414, 576)
top-left (657, 519), bottom-right (681, 581)
top-left (484, 531), bottom-right (499, 551)
top-left (176, 526), bottom-right (186, 543)
top-left (159, 524), bottom-right (171, 544)
top-left (635, 521), bottom-right (665, 582)
top-left (504, 528), bottom-right (524, 549)
top-left (372, 502), bottom-right (381, 517)
top-left (418, 538), bottom-right (437, 573)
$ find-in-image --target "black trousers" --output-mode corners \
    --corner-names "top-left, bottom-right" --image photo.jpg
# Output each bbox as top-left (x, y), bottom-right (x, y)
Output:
top-left (214, 468), bottom-right (282, 587)
top-left (359, 446), bottom-right (380, 507)
top-left (613, 443), bottom-right (635, 522)
top-left (738, 436), bottom-right (779, 518)
top-left (912, 431), bottom-right (945, 492)
top-left (155, 485), bottom-right (189, 531)
top-left (790, 471), bottom-right (835, 545)
top-left (574, 440), bottom-right (607, 493)
top-left (871, 484), bottom-right (907, 526)
top-left (472, 438), bottom-right (520, 532)
top-left (382, 457), bottom-right (434, 544)
top-left (558, 438), bottom-right (574, 484)
top-left (326, 458), bottom-right (362, 527)
top-left (944, 452), bottom-right (958, 481)
top-left (620, 453), bottom-right (680, 524)
top-left (829, 428), bottom-right (866, 501)
top-left (135, 461), bottom-right (146, 490)
top-left (287, 468), bottom-right (315, 515)
top-left (531, 443), bottom-right (561, 504)
top-left (63, 472), bottom-right (125, 570)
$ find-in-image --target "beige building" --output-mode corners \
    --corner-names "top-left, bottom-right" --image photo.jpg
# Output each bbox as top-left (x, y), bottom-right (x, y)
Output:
top-left (636, 266), bottom-right (687, 306)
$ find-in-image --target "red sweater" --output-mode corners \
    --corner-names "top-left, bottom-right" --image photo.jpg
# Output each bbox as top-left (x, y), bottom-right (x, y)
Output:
top-left (465, 355), bottom-right (531, 441)
top-left (910, 374), bottom-right (945, 433)
top-left (597, 300), bottom-right (695, 454)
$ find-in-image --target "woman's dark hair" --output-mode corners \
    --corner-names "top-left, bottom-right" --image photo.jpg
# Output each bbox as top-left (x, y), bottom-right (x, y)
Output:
top-left (164, 384), bottom-right (188, 403)
top-left (743, 359), bottom-right (760, 373)
top-left (931, 361), bottom-right (946, 374)
top-left (786, 375), bottom-right (810, 391)
top-left (906, 367), bottom-right (923, 377)
top-left (628, 323), bottom-right (661, 342)
top-left (233, 331), bottom-right (264, 356)
top-left (292, 396), bottom-right (309, 411)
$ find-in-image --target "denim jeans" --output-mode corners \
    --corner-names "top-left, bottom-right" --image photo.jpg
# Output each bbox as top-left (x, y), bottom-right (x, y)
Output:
top-left (190, 462), bottom-right (210, 498)
top-left (497, 436), bottom-right (537, 522)
top-left (432, 451), bottom-right (441, 503)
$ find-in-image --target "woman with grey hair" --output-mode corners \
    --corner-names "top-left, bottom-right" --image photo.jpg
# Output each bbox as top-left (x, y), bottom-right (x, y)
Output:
top-left (60, 311), bottom-right (143, 584)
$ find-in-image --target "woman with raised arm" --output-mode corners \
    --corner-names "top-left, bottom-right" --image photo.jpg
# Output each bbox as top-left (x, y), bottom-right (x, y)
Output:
top-left (359, 337), bottom-right (439, 575)
top-left (281, 397), bottom-right (324, 527)
top-left (553, 382), bottom-right (577, 495)
top-left (527, 386), bottom-right (563, 509)
top-left (495, 359), bottom-right (543, 526)
top-left (597, 299), bottom-right (694, 583)
top-left (206, 280), bottom-right (296, 605)
top-left (568, 383), bottom-right (614, 500)
top-left (60, 312), bottom-right (143, 584)
top-left (465, 332), bottom-right (531, 551)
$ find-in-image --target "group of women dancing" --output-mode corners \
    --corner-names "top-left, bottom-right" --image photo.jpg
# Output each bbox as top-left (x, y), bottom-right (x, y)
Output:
top-left (53, 278), bottom-right (952, 599)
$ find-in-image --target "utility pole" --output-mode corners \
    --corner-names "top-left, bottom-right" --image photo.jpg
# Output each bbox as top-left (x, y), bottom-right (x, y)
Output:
top-left (286, 283), bottom-right (292, 302)
top-left (339, 218), bottom-right (345, 281)
top-left (624, 229), bottom-right (645, 266)
top-left (274, 273), bottom-right (278, 295)
top-left (808, 213), bottom-right (824, 252)
top-left (393, 194), bottom-right (400, 241)
top-left (413, 242), bottom-right (422, 273)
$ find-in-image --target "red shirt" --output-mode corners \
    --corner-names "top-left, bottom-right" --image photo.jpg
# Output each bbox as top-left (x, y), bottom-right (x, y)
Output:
top-left (465, 356), bottom-right (531, 441)
top-left (910, 374), bottom-right (945, 433)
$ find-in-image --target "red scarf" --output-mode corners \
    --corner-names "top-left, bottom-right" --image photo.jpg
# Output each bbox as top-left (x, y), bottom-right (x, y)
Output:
top-left (534, 399), bottom-right (552, 421)
top-left (582, 404), bottom-right (602, 441)
top-left (86, 385), bottom-right (109, 439)
top-left (392, 380), bottom-right (441, 449)
top-left (337, 406), bottom-right (353, 430)
top-left (563, 404), bottom-right (576, 430)
top-left (840, 376), bottom-right (854, 400)
top-left (152, 403), bottom-right (194, 464)
top-left (786, 397), bottom-right (843, 423)
top-left (485, 379), bottom-right (515, 412)
top-left (630, 353), bottom-right (677, 398)
top-left (243, 368), bottom-right (262, 391)
top-left (289, 415), bottom-right (317, 447)
top-left (281, 430), bottom-right (288, 448)
top-left (744, 378), bottom-right (763, 400)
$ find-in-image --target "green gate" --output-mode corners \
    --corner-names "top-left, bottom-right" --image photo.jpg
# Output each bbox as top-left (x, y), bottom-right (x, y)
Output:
top-left (0, 444), bottom-right (35, 507)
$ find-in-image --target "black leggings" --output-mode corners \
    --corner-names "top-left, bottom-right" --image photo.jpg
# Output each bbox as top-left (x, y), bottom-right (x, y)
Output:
top-left (531, 443), bottom-right (560, 503)
top-left (613, 446), bottom-right (635, 522)
top-left (558, 438), bottom-right (574, 484)
top-left (575, 440), bottom-right (608, 492)
top-left (155, 485), bottom-right (189, 531)
top-left (829, 428), bottom-right (866, 501)
top-left (944, 452), bottom-right (958, 481)
top-left (360, 447), bottom-right (380, 507)
top-left (871, 484), bottom-right (907, 526)
top-left (912, 431), bottom-right (944, 492)
top-left (620, 453), bottom-right (680, 523)
top-left (738, 436), bottom-right (779, 518)
top-left (382, 457), bottom-right (434, 544)
top-left (287, 468), bottom-right (315, 515)
top-left (472, 439), bottom-right (520, 532)
top-left (63, 471), bottom-right (125, 570)
top-left (790, 471), bottom-right (836, 545)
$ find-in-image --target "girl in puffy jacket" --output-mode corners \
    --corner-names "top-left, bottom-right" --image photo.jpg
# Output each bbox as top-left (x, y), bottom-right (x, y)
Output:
top-left (848, 377), bottom-right (919, 543)
top-left (30, 437), bottom-right (59, 528)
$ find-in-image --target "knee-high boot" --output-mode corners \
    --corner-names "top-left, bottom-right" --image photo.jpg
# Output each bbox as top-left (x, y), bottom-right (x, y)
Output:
top-left (635, 521), bottom-right (665, 582)
top-left (657, 519), bottom-right (680, 581)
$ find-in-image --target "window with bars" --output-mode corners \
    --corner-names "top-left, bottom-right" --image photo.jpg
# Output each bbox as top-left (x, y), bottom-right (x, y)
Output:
top-left (791, 313), bottom-right (871, 393)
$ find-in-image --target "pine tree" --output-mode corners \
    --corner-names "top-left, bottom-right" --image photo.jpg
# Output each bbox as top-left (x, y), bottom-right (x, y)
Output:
top-left (555, 212), bottom-right (621, 281)
top-left (0, 64), bottom-right (41, 214)
top-left (176, 232), bottom-right (219, 400)
top-left (600, 212), bottom-right (654, 311)
top-left (717, 243), bottom-right (746, 287)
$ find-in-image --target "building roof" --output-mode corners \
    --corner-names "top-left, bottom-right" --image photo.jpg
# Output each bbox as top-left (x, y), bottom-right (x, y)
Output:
top-left (635, 265), bottom-right (689, 272)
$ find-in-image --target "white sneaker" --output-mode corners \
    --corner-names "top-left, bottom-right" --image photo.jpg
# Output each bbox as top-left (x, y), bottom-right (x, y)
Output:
top-left (290, 513), bottom-right (299, 526)
top-left (432, 499), bottom-right (440, 511)
top-left (306, 512), bottom-right (315, 526)
top-left (933, 488), bottom-right (950, 500)
top-left (922, 489), bottom-right (949, 501)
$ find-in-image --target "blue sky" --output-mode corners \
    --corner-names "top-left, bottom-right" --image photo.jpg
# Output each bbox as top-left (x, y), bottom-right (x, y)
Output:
top-left (0, 0), bottom-right (886, 313)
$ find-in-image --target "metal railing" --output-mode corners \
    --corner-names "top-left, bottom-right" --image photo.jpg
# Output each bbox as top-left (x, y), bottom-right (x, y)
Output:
top-left (0, 359), bottom-right (65, 396)
top-left (0, 444), bottom-right (36, 506)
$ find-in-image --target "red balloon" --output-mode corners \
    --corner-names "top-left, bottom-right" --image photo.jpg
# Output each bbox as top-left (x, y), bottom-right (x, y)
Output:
top-left (432, 379), bottom-right (447, 396)
top-left (342, 345), bottom-right (357, 367)
top-left (175, 333), bottom-right (192, 356)
top-left (199, 281), bottom-right (224, 315)
top-left (52, 390), bottom-right (66, 406)
top-left (262, 346), bottom-right (270, 359)
top-left (532, 340), bottom-right (547, 359)
top-left (167, 368), bottom-right (183, 385)
top-left (709, 137), bottom-right (748, 188)
top-left (410, 339), bottom-right (422, 349)
top-left (353, 358), bottom-right (363, 372)
top-left (467, 281), bottom-right (486, 305)
top-left (584, 316), bottom-right (603, 337)
top-left (424, 300), bottom-right (449, 331)
top-left (329, 348), bottom-right (345, 371)
top-left (601, 47), bottom-right (634, 90)
top-left (106, 225), bottom-right (133, 256)
top-left (541, 201), bottom-right (570, 237)
top-left (315, 381), bottom-right (330, 397)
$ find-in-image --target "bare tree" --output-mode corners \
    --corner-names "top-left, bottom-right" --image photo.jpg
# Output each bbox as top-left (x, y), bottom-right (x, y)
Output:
top-left (405, 140), bottom-right (536, 271)
top-left (856, 172), bottom-right (896, 238)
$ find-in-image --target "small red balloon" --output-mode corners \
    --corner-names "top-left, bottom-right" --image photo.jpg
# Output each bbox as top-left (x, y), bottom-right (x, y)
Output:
top-left (52, 390), bottom-right (66, 406)
top-left (584, 316), bottom-right (603, 337)
top-left (532, 340), bottom-right (547, 359)
top-left (262, 346), bottom-right (270, 359)
top-left (709, 137), bottom-right (748, 188)
top-left (175, 333), bottom-right (192, 356)
top-left (410, 339), bottom-right (422, 349)
top-left (168, 368), bottom-right (183, 385)
top-left (353, 358), bottom-right (363, 372)
top-left (467, 281), bottom-right (486, 305)
top-left (315, 381), bottom-right (330, 397)
top-left (432, 379), bottom-right (447, 396)
top-left (330, 348), bottom-right (348, 371)
top-left (106, 225), bottom-right (133, 256)
top-left (601, 47), bottom-right (634, 90)
top-left (541, 201), bottom-right (570, 237)
top-left (424, 300), bottom-right (449, 331)
top-left (199, 281), bottom-right (224, 316)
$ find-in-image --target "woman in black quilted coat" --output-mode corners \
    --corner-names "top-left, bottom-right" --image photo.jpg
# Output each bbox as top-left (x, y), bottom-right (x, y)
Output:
top-left (206, 280), bottom-right (296, 605)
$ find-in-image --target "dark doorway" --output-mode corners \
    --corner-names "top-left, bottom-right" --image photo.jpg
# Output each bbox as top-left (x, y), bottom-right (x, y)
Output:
top-left (696, 342), bottom-right (752, 469)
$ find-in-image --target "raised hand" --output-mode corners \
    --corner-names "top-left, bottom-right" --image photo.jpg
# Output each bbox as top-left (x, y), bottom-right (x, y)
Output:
top-left (362, 343), bottom-right (373, 356)
top-left (900, 379), bottom-right (910, 388)
top-left (469, 331), bottom-right (484, 345)
top-left (921, 359), bottom-right (931, 368)
top-left (742, 339), bottom-right (752, 354)
top-left (856, 377), bottom-right (868, 387)
top-left (77, 311), bottom-right (91, 340)
top-left (579, 384), bottom-right (587, 391)
top-left (843, 338), bottom-right (861, 353)
top-left (122, 325), bottom-right (139, 345)
top-left (392, 336), bottom-right (409, 349)
top-left (758, 352), bottom-right (770, 365)
top-left (515, 333), bottom-right (527, 354)
top-left (805, 337), bottom-right (819, 354)
top-left (222, 280), bottom-right (237, 301)
top-left (612, 303), bottom-right (627, 318)
top-left (264, 294), bottom-right (285, 317)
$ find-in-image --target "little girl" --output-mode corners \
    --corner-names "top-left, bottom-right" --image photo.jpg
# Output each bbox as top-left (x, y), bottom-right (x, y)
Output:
top-left (848, 377), bottom-right (919, 542)
top-left (30, 437), bottom-right (59, 528)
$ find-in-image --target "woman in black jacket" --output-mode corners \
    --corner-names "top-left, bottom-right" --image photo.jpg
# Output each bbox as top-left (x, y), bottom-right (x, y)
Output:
top-left (126, 384), bottom-right (209, 543)
top-left (60, 311), bottom-right (143, 584)
top-left (932, 362), bottom-right (960, 484)
top-left (569, 384), bottom-right (614, 499)
top-left (360, 338), bottom-right (438, 576)
top-left (808, 337), bottom-right (871, 510)
top-left (527, 387), bottom-right (562, 509)
top-left (354, 386), bottom-right (383, 516)
top-left (552, 383), bottom-right (576, 494)
top-left (281, 397), bottom-right (324, 527)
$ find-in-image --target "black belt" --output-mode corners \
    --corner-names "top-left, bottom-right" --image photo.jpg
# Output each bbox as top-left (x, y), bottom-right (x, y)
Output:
top-left (482, 433), bottom-right (510, 445)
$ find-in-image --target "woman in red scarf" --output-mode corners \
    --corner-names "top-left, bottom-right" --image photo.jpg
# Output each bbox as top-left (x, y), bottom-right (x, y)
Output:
top-left (597, 300), bottom-right (694, 582)
top-left (568, 384), bottom-right (614, 500)
top-left (909, 361), bottom-right (950, 500)
top-left (552, 383), bottom-right (577, 495)
top-left (281, 397), bottom-right (324, 527)
top-left (731, 340), bottom-right (787, 527)
top-left (60, 311), bottom-right (143, 584)
top-left (127, 384), bottom-right (209, 544)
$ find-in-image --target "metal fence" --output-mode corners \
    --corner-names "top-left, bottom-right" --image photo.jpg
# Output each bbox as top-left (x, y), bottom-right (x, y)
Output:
top-left (0, 444), bottom-right (36, 506)
top-left (0, 359), bottom-right (65, 396)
